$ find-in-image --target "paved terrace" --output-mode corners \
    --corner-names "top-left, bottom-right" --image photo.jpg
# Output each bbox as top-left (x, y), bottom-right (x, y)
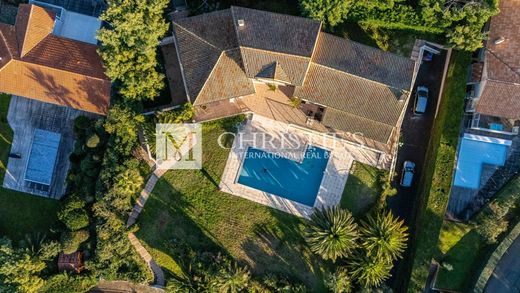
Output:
top-left (219, 115), bottom-right (382, 217)
top-left (195, 83), bottom-right (394, 158)
top-left (3, 96), bottom-right (97, 199)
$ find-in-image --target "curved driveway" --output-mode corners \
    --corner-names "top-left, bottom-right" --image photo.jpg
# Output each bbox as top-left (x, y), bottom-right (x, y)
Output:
top-left (485, 235), bottom-right (520, 293)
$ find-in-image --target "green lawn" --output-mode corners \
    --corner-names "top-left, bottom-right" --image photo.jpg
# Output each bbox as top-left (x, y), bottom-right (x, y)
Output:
top-left (434, 174), bottom-right (520, 291)
top-left (406, 51), bottom-right (471, 292)
top-left (0, 94), bottom-right (60, 241)
top-left (135, 116), bottom-right (328, 290)
top-left (435, 221), bottom-right (484, 291)
top-left (340, 161), bottom-right (384, 218)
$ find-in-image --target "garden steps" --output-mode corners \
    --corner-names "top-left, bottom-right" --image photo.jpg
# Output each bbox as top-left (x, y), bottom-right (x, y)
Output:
top-left (128, 232), bottom-right (165, 287)
top-left (127, 172), bottom-right (162, 227)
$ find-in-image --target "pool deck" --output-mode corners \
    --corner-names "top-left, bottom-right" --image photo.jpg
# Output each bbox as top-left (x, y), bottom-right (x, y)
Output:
top-left (2, 96), bottom-right (98, 199)
top-left (220, 115), bottom-right (382, 217)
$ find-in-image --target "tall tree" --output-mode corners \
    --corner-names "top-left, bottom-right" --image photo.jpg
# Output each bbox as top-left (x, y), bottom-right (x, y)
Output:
top-left (305, 206), bottom-right (359, 262)
top-left (97, 0), bottom-right (170, 101)
top-left (299, 0), bottom-right (353, 28)
top-left (360, 211), bottom-right (408, 262)
top-left (420, 0), bottom-right (499, 51)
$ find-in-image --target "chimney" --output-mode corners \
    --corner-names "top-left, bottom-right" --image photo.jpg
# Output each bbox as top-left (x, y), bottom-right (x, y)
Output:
top-left (494, 36), bottom-right (506, 45)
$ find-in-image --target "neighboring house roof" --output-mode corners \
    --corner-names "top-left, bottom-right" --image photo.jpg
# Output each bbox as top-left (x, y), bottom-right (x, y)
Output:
top-left (0, 4), bottom-right (110, 115)
top-left (476, 0), bottom-right (520, 119)
top-left (169, 6), bottom-right (415, 144)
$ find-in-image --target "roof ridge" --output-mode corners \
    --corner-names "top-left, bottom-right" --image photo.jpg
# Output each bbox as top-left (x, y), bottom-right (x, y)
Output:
top-left (172, 21), bottom-right (224, 52)
top-left (193, 51), bottom-right (225, 103)
top-left (486, 78), bottom-right (520, 86)
top-left (240, 46), bottom-right (311, 59)
top-left (311, 62), bottom-right (409, 92)
top-left (18, 4), bottom-right (33, 57)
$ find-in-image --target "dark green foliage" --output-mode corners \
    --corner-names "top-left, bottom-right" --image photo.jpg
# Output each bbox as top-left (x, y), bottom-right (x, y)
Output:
top-left (325, 267), bottom-right (353, 293)
top-left (103, 104), bottom-right (145, 156)
top-left (74, 116), bottom-right (92, 131)
top-left (300, 0), bottom-right (353, 28)
top-left (97, 0), bottom-right (170, 101)
top-left (0, 237), bottom-right (57, 293)
top-left (61, 230), bottom-right (89, 254)
top-left (40, 273), bottom-right (97, 293)
top-left (58, 196), bottom-right (89, 231)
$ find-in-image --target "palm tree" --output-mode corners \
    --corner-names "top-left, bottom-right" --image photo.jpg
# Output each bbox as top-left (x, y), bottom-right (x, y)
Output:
top-left (211, 262), bottom-right (250, 292)
top-left (348, 253), bottom-right (392, 288)
top-left (359, 211), bottom-right (408, 262)
top-left (325, 267), bottom-right (353, 293)
top-left (305, 206), bottom-right (359, 262)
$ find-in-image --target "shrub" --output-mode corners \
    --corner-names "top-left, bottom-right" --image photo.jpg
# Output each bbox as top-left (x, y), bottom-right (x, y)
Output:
top-left (58, 197), bottom-right (89, 231)
top-left (74, 116), bottom-right (92, 131)
top-left (61, 230), bottom-right (89, 254)
top-left (476, 216), bottom-right (508, 244)
top-left (325, 267), bottom-right (353, 293)
top-left (85, 134), bottom-right (101, 148)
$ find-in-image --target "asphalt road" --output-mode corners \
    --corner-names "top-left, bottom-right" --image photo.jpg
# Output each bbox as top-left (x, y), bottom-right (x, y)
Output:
top-left (388, 48), bottom-right (448, 225)
top-left (387, 48), bottom-right (448, 292)
top-left (485, 235), bottom-right (520, 293)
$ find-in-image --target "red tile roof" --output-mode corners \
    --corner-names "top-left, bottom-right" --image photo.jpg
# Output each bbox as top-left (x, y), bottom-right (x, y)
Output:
top-left (0, 4), bottom-right (110, 115)
top-left (476, 0), bottom-right (520, 119)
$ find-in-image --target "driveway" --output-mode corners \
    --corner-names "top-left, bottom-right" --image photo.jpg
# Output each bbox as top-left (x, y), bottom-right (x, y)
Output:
top-left (388, 48), bottom-right (448, 225)
top-left (485, 235), bottom-right (520, 293)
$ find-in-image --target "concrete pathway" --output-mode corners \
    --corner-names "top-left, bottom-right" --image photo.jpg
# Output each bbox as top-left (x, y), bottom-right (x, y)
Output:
top-left (127, 169), bottom-right (165, 227)
top-left (128, 233), bottom-right (165, 287)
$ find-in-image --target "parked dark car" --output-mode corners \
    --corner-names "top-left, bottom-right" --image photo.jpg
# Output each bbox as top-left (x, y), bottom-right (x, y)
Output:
top-left (400, 161), bottom-right (416, 187)
top-left (414, 86), bottom-right (429, 115)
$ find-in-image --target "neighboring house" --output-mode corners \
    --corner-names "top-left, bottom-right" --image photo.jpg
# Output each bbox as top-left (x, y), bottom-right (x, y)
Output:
top-left (162, 7), bottom-right (416, 164)
top-left (466, 0), bottom-right (520, 135)
top-left (0, 4), bottom-right (110, 115)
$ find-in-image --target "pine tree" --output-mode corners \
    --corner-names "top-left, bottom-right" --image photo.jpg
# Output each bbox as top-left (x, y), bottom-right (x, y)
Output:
top-left (97, 0), bottom-right (170, 101)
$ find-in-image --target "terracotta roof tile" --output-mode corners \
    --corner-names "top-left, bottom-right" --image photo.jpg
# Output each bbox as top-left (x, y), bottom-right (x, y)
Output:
top-left (241, 47), bottom-right (309, 85)
top-left (194, 48), bottom-right (255, 105)
top-left (313, 32), bottom-right (415, 90)
top-left (230, 6), bottom-right (321, 57)
top-left (0, 4), bottom-right (110, 115)
top-left (476, 0), bottom-right (520, 118)
top-left (16, 4), bottom-right (55, 57)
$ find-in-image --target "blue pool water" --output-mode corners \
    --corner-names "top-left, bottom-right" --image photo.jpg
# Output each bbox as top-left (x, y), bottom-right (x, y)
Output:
top-left (25, 129), bottom-right (61, 185)
top-left (453, 134), bottom-right (511, 189)
top-left (237, 146), bottom-right (330, 206)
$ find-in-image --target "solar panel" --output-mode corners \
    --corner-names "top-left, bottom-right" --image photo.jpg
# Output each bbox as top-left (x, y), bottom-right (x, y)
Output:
top-left (24, 129), bottom-right (61, 186)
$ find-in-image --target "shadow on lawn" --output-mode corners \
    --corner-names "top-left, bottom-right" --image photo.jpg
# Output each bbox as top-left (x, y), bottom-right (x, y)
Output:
top-left (135, 177), bottom-right (233, 277)
top-left (241, 209), bottom-right (329, 289)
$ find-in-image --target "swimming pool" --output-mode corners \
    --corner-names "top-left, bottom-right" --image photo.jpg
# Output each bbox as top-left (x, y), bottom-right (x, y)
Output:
top-left (237, 146), bottom-right (330, 206)
top-left (453, 134), bottom-right (511, 189)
